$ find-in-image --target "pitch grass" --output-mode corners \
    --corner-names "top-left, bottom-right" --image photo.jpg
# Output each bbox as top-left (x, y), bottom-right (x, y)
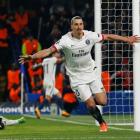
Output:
top-left (0, 115), bottom-right (140, 140)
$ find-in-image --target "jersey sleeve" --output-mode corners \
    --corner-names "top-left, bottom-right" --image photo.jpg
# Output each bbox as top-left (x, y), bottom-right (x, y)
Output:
top-left (53, 37), bottom-right (65, 51)
top-left (91, 32), bottom-right (104, 43)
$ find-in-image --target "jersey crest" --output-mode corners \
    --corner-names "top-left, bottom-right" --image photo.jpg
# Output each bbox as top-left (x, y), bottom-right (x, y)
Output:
top-left (85, 39), bottom-right (90, 45)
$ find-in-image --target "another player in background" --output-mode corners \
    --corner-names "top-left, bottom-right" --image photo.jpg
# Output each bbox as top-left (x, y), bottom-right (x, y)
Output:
top-left (33, 52), bottom-right (65, 119)
top-left (0, 116), bottom-right (25, 129)
top-left (19, 16), bottom-right (140, 132)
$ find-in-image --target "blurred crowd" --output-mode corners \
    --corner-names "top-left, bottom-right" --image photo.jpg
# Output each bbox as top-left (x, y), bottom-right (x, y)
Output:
top-left (0, 0), bottom-right (133, 103)
top-left (0, 0), bottom-right (94, 103)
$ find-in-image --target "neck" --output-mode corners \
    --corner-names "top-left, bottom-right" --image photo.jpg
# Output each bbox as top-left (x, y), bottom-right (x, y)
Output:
top-left (71, 31), bottom-right (84, 39)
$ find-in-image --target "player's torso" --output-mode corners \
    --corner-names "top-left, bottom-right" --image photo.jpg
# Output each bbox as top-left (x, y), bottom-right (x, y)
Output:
top-left (63, 32), bottom-right (96, 73)
top-left (43, 57), bottom-right (56, 84)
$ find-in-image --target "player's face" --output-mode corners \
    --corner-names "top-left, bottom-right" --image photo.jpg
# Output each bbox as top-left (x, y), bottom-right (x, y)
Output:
top-left (71, 19), bottom-right (84, 35)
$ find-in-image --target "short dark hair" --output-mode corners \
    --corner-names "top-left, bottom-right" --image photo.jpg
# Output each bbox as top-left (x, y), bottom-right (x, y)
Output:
top-left (71, 16), bottom-right (83, 24)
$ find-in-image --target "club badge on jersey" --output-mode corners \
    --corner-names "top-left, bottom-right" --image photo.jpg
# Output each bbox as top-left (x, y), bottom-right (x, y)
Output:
top-left (85, 39), bottom-right (90, 45)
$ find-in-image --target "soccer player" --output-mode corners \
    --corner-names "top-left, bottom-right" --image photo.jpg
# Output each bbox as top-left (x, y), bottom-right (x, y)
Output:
top-left (0, 116), bottom-right (25, 129)
top-left (19, 16), bottom-right (140, 132)
top-left (33, 52), bottom-right (65, 119)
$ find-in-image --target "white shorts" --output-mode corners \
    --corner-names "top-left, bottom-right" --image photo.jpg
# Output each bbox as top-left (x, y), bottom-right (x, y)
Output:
top-left (44, 84), bottom-right (59, 97)
top-left (72, 79), bottom-right (104, 102)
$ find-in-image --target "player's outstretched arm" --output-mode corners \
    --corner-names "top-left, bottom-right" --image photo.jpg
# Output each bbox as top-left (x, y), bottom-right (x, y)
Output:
top-left (103, 34), bottom-right (140, 45)
top-left (19, 46), bottom-right (57, 64)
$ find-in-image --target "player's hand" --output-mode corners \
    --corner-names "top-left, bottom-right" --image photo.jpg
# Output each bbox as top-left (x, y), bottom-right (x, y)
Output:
top-left (18, 55), bottom-right (32, 64)
top-left (127, 35), bottom-right (140, 45)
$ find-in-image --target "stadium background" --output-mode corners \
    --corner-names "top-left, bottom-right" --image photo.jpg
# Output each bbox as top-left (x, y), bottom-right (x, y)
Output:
top-left (0, 0), bottom-right (133, 116)
top-left (0, 0), bottom-right (95, 115)
top-left (0, 0), bottom-right (94, 101)
top-left (0, 0), bottom-right (140, 139)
